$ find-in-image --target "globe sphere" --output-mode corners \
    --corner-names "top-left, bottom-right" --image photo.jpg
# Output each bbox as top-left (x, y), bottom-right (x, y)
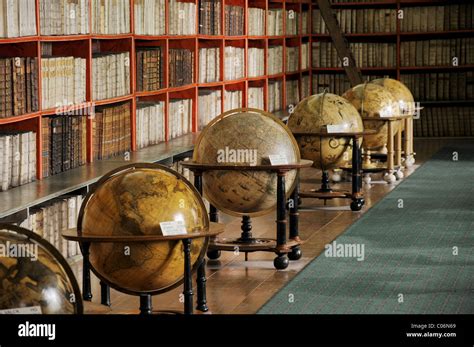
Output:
top-left (79, 164), bottom-right (209, 295)
top-left (371, 78), bottom-right (415, 116)
top-left (0, 224), bottom-right (82, 314)
top-left (193, 108), bottom-right (300, 217)
top-left (287, 92), bottom-right (363, 170)
top-left (342, 83), bottom-right (401, 151)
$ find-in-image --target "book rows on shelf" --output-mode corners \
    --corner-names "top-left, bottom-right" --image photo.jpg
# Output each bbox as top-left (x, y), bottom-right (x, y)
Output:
top-left (225, 5), bottom-right (244, 36)
top-left (400, 5), bottom-right (473, 32)
top-left (171, 158), bottom-right (192, 183)
top-left (268, 45), bottom-right (283, 75)
top-left (224, 89), bottom-right (242, 112)
top-left (268, 80), bottom-right (282, 113)
top-left (136, 47), bottom-right (163, 92)
top-left (267, 9), bottom-right (284, 36)
top-left (301, 74), bottom-right (310, 99)
top-left (312, 41), bottom-right (396, 68)
top-left (92, 52), bottom-right (131, 101)
top-left (93, 102), bottom-right (131, 160)
top-left (248, 7), bottom-right (265, 36)
top-left (134, 0), bottom-right (166, 36)
top-left (42, 115), bottom-right (87, 177)
top-left (199, 0), bottom-right (221, 36)
top-left (301, 43), bottom-right (310, 70)
top-left (0, 57), bottom-right (39, 118)
top-left (248, 86), bottom-right (264, 110)
top-left (136, 101), bottom-right (166, 149)
top-left (312, 8), bottom-right (396, 34)
top-left (169, 98), bottom-right (192, 139)
top-left (248, 48), bottom-right (265, 78)
top-left (198, 89), bottom-right (221, 130)
top-left (169, 0), bottom-right (196, 35)
top-left (312, 73), bottom-right (385, 96)
top-left (0, 131), bottom-right (36, 191)
top-left (19, 195), bottom-right (83, 261)
top-left (199, 47), bottom-right (220, 83)
top-left (169, 49), bottom-right (194, 88)
top-left (415, 107), bottom-right (474, 137)
top-left (286, 46), bottom-right (300, 73)
top-left (401, 72), bottom-right (474, 101)
top-left (0, 0), bottom-right (36, 38)
top-left (400, 38), bottom-right (474, 67)
top-left (286, 79), bottom-right (300, 107)
top-left (91, 0), bottom-right (130, 35)
top-left (41, 56), bottom-right (87, 110)
top-left (224, 46), bottom-right (245, 80)
top-left (40, 0), bottom-right (89, 36)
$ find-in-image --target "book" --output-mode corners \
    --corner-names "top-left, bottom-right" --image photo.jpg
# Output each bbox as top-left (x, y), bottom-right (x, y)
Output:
top-left (169, 48), bottom-right (194, 87)
top-left (224, 89), bottom-right (242, 111)
top-left (136, 101), bottom-right (166, 149)
top-left (169, 0), bottom-right (197, 35)
top-left (134, 0), bottom-right (166, 35)
top-left (198, 47), bottom-right (220, 83)
top-left (0, 0), bottom-right (36, 38)
top-left (169, 98), bottom-right (193, 139)
top-left (92, 52), bottom-right (130, 100)
top-left (224, 46), bottom-right (244, 80)
top-left (91, 0), bottom-right (130, 35)
top-left (198, 89), bottom-right (221, 129)
top-left (136, 47), bottom-right (162, 92)
top-left (40, 0), bottom-right (89, 35)
top-left (199, 0), bottom-right (221, 35)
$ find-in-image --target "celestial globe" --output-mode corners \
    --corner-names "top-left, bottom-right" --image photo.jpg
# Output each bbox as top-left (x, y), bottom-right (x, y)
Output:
top-left (0, 224), bottom-right (83, 314)
top-left (193, 108), bottom-right (300, 217)
top-left (342, 83), bottom-right (401, 152)
top-left (287, 92), bottom-right (363, 170)
top-left (79, 164), bottom-right (209, 295)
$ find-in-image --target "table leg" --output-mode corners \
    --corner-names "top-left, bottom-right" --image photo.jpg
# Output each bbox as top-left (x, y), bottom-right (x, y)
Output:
top-left (350, 136), bottom-right (364, 211)
top-left (100, 281), bottom-right (111, 306)
top-left (274, 172), bottom-right (289, 270)
top-left (182, 238), bottom-right (194, 315)
top-left (288, 174), bottom-right (302, 261)
top-left (81, 242), bottom-right (92, 301)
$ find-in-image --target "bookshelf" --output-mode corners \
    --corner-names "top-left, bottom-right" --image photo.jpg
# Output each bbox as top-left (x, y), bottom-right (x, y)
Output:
top-left (311, 0), bottom-right (474, 138)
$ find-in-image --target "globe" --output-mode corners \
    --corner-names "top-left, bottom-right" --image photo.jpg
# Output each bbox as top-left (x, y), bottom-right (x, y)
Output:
top-left (371, 78), bottom-right (415, 117)
top-left (0, 224), bottom-right (82, 314)
top-left (342, 83), bottom-right (401, 151)
top-left (287, 92), bottom-right (363, 170)
top-left (193, 108), bottom-right (300, 217)
top-left (79, 164), bottom-right (209, 295)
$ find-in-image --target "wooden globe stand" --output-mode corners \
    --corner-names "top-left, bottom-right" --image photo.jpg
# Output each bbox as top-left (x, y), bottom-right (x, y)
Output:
top-left (62, 224), bottom-right (225, 315)
top-left (181, 160), bottom-right (313, 270)
top-left (293, 131), bottom-right (375, 212)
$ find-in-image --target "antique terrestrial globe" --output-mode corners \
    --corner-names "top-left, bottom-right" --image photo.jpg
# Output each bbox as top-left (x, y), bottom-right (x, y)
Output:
top-left (287, 92), bottom-right (363, 171)
top-left (193, 108), bottom-right (300, 217)
top-left (78, 163), bottom-right (209, 295)
top-left (0, 224), bottom-right (83, 314)
top-left (371, 78), bottom-right (415, 118)
top-left (342, 83), bottom-right (401, 153)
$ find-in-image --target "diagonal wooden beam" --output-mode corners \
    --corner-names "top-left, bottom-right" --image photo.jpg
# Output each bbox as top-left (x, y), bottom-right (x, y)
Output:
top-left (316, 0), bottom-right (363, 86)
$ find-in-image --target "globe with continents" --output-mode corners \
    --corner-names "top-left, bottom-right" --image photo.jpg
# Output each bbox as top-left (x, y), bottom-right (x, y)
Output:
top-left (0, 225), bottom-right (82, 314)
top-left (287, 92), bottom-right (363, 170)
top-left (79, 164), bottom-right (209, 295)
top-left (193, 108), bottom-right (300, 217)
top-left (342, 83), bottom-right (401, 151)
top-left (371, 78), bottom-right (416, 118)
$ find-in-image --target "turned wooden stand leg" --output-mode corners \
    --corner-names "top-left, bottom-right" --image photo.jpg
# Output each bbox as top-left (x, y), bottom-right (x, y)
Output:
top-left (274, 172), bottom-right (289, 270)
top-left (81, 242), bottom-right (92, 301)
top-left (350, 136), bottom-right (364, 211)
top-left (182, 238), bottom-right (194, 315)
top-left (139, 294), bottom-right (152, 315)
top-left (403, 118), bottom-right (410, 162)
top-left (288, 174), bottom-right (302, 261)
top-left (207, 204), bottom-right (221, 260)
top-left (100, 281), bottom-right (111, 306)
top-left (395, 121), bottom-right (404, 180)
top-left (384, 120), bottom-right (396, 183)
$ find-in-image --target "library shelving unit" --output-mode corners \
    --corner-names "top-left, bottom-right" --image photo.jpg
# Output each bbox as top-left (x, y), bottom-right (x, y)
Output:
top-left (310, 0), bottom-right (474, 137)
top-left (0, 0), bottom-right (314, 249)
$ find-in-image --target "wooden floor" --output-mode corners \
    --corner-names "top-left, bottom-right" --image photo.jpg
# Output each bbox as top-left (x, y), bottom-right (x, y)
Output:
top-left (73, 138), bottom-right (470, 314)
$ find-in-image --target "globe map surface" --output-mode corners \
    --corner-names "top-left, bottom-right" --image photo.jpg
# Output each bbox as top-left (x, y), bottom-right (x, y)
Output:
top-left (79, 165), bottom-right (209, 295)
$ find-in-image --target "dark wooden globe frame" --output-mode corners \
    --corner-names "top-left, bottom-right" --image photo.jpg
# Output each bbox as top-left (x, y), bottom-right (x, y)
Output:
top-left (62, 163), bottom-right (225, 314)
top-left (0, 223), bottom-right (84, 314)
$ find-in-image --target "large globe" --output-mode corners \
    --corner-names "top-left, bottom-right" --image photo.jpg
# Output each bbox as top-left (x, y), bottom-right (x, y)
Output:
top-left (79, 164), bottom-right (209, 295)
top-left (193, 108), bottom-right (300, 217)
top-left (371, 78), bottom-right (415, 116)
top-left (342, 83), bottom-right (401, 151)
top-left (287, 93), bottom-right (363, 170)
top-left (0, 225), bottom-right (82, 314)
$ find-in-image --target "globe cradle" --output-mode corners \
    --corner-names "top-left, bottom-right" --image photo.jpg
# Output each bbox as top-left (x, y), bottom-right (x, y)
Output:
top-left (193, 108), bottom-right (300, 217)
top-left (287, 93), bottom-right (363, 170)
top-left (79, 165), bottom-right (209, 295)
top-left (0, 225), bottom-right (82, 314)
top-left (342, 83), bottom-right (401, 151)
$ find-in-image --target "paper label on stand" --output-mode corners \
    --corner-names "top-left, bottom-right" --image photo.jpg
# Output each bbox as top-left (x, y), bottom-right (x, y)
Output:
top-left (0, 306), bottom-right (42, 314)
top-left (327, 124), bottom-right (350, 133)
top-left (160, 221), bottom-right (187, 236)
top-left (269, 154), bottom-right (288, 165)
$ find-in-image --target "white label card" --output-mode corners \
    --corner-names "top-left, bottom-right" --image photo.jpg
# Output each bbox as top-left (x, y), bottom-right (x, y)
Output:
top-left (327, 124), bottom-right (350, 133)
top-left (269, 154), bottom-right (288, 165)
top-left (0, 306), bottom-right (42, 314)
top-left (160, 221), bottom-right (187, 236)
